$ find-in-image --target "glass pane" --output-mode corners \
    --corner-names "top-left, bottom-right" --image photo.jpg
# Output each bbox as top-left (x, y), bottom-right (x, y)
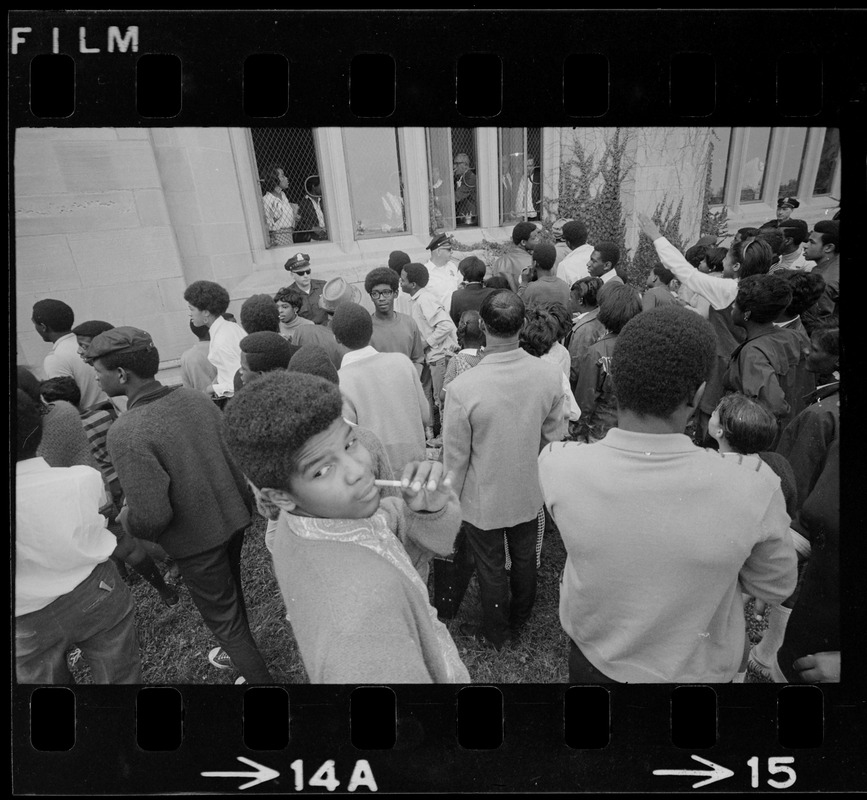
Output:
top-left (451, 127), bottom-right (478, 228)
top-left (707, 127), bottom-right (732, 205)
top-left (427, 127), bottom-right (455, 233)
top-left (813, 128), bottom-right (840, 196)
top-left (343, 128), bottom-right (407, 239)
top-left (251, 127), bottom-right (328, 245)
top-left (498, 127), bottom-right (542, 225)
top-left (739, 127), bottom-right (772, 203)
top-left (778, 128), bottom-right (808, 198)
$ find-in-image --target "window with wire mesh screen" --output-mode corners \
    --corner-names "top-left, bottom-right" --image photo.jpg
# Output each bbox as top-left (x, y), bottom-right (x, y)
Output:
top-left (343, 128), bottom-right (408, 240)
top-left (498, 127), bottom-right (542, 226)
top-left (250, 128), bottom-right (328, 246)
top-left (425, 127), bottom-right (481, 233)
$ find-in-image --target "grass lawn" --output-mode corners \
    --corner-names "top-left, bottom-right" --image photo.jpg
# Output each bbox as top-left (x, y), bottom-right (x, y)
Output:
top-left (70, 512), bottom-right (767, 684)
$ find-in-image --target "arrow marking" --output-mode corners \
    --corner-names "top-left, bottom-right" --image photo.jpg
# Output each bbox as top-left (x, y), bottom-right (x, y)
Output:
top-left (653, 754), bottom-right (735, 788)
top-left (202, 756), bottom-right (280, 790)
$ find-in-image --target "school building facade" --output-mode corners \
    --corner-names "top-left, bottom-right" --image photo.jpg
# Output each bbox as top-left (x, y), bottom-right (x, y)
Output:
top-left (15, 125), bottom-right (840, 373)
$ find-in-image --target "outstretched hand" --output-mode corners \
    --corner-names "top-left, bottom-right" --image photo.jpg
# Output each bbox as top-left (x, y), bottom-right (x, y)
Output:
top-left (637, 212), bottom-right (662, 242)
top-left (399, 461), bottom-right (456, 514)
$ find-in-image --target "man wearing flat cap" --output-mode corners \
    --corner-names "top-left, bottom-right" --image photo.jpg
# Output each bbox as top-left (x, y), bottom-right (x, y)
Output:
top-left (88, 327), bottom-right (273, 685)
top-left (423, 233), bottom-right (462, 310)
top-left (285, 252), bottom-right (329, 325)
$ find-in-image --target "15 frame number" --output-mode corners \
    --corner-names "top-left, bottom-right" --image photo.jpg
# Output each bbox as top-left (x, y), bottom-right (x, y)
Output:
top-left (289, 759), bottom-right (377, 792)
top-left (747, 757), bottom-right (797, 789)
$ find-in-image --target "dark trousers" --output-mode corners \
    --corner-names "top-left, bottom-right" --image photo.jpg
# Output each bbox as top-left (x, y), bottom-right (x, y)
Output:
top-left (174, 528), bottom-right (272, 684)
top-left (16, 559), bottom-right (141, 684)
top-left (568, 639), bottom-right (617, 684)
top-left (464, 518), bottom-right (538, 647)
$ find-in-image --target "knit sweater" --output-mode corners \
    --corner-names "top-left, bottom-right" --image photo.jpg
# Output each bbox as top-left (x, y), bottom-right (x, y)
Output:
top-left (271, 495), bottom-right (464, 683)
top-left (106, 385), bottom-right (251, 557)
top-left (539, 429), bottom-right (797, 683)
top-left (37, 401), bottom-right (99, 472)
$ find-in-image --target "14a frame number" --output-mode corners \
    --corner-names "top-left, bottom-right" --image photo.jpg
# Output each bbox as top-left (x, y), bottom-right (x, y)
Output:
top-left (289, 759), bottom-right (377, 792)
top-left (747, 757), bottom-right (797, 789)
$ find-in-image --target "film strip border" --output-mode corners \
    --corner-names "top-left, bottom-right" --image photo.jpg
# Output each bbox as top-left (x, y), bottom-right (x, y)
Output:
top-left (13, 683), bottom-right (861, 792)
top-left (8, 10), bottom-right (866, 125)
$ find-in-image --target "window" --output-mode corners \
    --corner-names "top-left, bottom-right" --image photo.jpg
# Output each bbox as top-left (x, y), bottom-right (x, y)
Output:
top-left (707, 127), bottom-right (732, 205)
top-left (426, 127), bottom-right (480, 233)
top-left (250, 128), bottom-right (328, 245)
top-left (739, 127), bottom-right (772, 203)
top-left (813, 128), bottom-right (840, 196)
top-left (778, 128), bottom-right (808, 198)
top-left (343, 128), bottom-right (407, 239)
top-left (498, 127), bottom-right (542, 225)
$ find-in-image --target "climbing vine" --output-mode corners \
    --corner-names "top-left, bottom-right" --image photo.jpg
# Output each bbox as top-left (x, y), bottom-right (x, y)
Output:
top-left (699, 138), bottom-right (730, 240)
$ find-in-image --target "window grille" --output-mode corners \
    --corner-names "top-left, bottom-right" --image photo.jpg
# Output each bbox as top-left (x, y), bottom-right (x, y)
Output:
top-left (343, 128), bottom-right (407, 239)
top-left (813, 128), bottom-right (839, 196)
top-left (498, 127), bottom-right (542, 225)
top-left (451, 127), bottom-right (478, 228)
top-left (250, 128), bottom-right (328, 246)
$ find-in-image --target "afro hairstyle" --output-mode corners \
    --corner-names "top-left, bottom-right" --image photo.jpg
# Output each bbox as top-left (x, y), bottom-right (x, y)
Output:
top-left (273, 285), bottom-right (305, 309)
top-left (458, 255), bottom-right (487, 283)
top-left (288, 345), bottom-right (339, 384)
top-left (713, 393), bottom-right (778, 455)
top-left (330, 302), bottom-right (373, 349)
top-left (597, 282), bottom-right (643, 334)
top-left (183, 280), bottom-right (230, 316)
top-left (72, 320), bottom-right (114, 339)
top-left (403, 262), bottom-right (430, 288)
top-left (562, 220), bottom-right (588, 248)
top-left (735, 274), bottom-right (793, 324)
top-left (532, 243), bottom-right (557, 272)
top-left (240, 331), bottom-right (294, 373)
top-left (594, 241), bottom-right (620, 268)
top-left (484, 275), bottom-right (511, 290)
top-left (40, 376), bottom-right (81, 407)
top-left (388, 250), bottom-right (411, 275)
top-left (32, 299), bottom-right (74, 332)
top-left (512, 221), bottom-right (537, 245)
top-left (240, 294), bottom-right (280, 334)
top-left (611, 305), bottom-right (716, 418)
top-left (222, 370), bottom-right (344, 491)
top-left (364, 266), bottom-right (399, 295)
top-left (777, 270), bottom-right (826, 318)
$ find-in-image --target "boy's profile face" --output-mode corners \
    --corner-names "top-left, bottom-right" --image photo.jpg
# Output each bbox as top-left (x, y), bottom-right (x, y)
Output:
top-left (286, 417), bottom-right (380, 519)
top-left (276, 300), bottom-right (297, 324)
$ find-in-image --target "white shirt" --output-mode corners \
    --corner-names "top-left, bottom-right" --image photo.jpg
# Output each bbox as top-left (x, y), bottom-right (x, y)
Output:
top-left (654, 236), bottom-right (737, 311)
top-left (43, 333), bottom-right (108, 409)
top-left (15, 458), bottom-right (116, 616)
top-left (262, 191), bottom-right (297, 231)
top-left (556, 243), bottom-right (595, 286)
top-left (424, 259), bottom-right (462, 311)
top-left (541, 346), bottom-right (581, 422)
top-left (208, 314), bottom-right (246, 397)
top-left (340, 345), bottom-right (379, 369)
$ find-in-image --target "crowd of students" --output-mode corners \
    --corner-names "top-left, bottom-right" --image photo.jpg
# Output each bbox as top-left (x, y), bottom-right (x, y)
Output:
top-left (15, 205), bottom-right (840, 685)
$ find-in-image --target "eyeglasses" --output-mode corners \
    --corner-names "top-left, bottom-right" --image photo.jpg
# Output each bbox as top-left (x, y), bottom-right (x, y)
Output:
top-left (294, 269), bottom-right (311, 276)
top-left (370, 289), bottom-right (395, 299)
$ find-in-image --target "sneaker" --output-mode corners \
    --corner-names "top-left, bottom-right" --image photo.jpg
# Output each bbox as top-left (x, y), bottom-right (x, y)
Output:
top-left (208, 647), bottom-right (234, 670)
top-left (234, 676), bottom-right (247, 685)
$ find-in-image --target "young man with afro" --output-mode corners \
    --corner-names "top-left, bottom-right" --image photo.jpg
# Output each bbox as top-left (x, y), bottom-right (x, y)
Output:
top-left (183, 280), bottom-right (246, 400)
top-left (365, 266), bottom-right (425, 376)
top-left (539, 306), bottom-right (797, 683)
top-left (221, 370), bottom-right (470, 683)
